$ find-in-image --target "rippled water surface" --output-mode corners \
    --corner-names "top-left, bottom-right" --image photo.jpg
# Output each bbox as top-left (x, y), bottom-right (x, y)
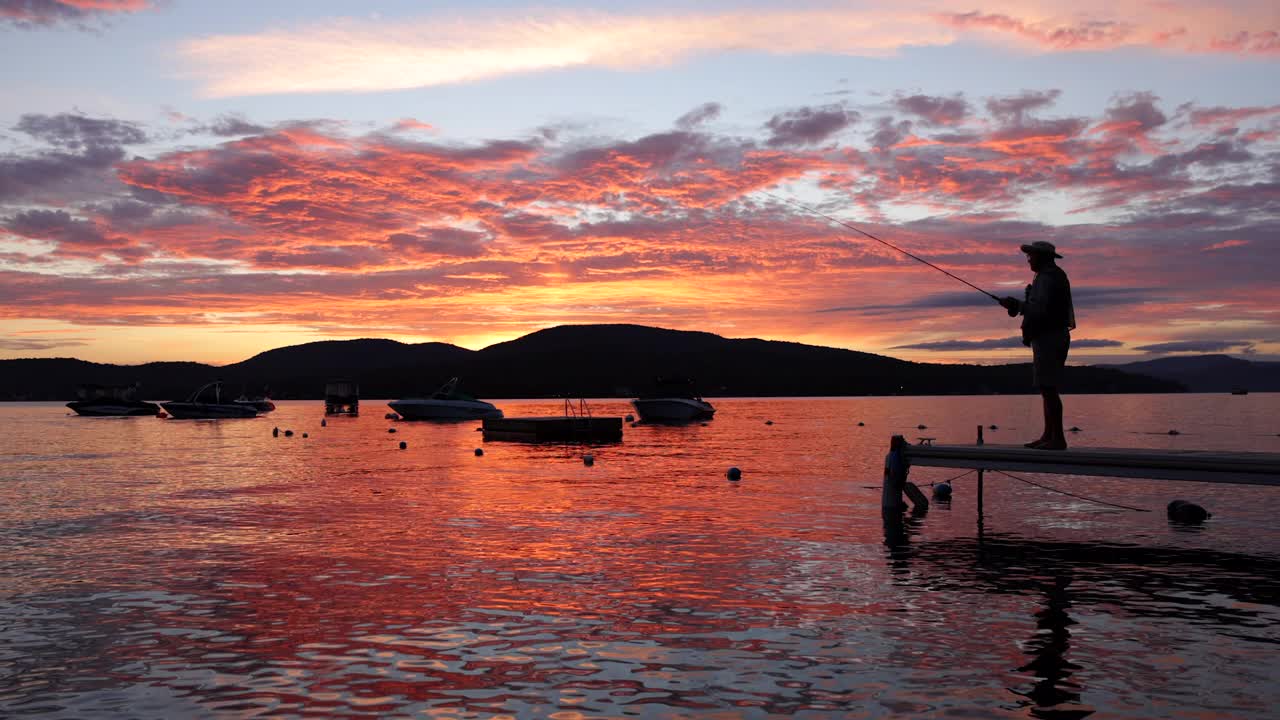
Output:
top-left (2, 394), bottom-right (1278, 718)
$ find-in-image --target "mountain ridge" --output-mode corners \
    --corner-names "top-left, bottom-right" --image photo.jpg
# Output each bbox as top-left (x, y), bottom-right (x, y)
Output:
top-left (0, 323), bottom-right (1184, 400)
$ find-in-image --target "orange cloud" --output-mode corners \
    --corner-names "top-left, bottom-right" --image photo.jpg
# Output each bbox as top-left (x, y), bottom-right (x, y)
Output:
top-left (178, 4), bottom-right (1280, 96)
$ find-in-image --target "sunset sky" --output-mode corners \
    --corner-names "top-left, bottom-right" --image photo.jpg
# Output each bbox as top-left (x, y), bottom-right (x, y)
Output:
top-left (2, 0), bottom-right (1277, 366)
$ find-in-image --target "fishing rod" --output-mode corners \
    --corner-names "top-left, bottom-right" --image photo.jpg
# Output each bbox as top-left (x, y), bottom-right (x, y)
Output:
top-left (760, 190), bottom-right (1002, 304)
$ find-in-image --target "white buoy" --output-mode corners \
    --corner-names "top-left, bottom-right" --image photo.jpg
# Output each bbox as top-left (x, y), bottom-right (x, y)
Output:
top-left (726, 467), bottom-right (742, 481)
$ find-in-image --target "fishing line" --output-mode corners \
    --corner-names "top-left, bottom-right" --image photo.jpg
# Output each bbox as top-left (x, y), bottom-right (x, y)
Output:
top-left (760, 190), bottom-right (1001, 303)
top-left (992, 469), bottom-right (1151, 513)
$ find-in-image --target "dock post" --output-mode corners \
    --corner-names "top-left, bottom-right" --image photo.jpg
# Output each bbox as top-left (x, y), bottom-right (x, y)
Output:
top-left (882, 435), bottom-right (910, 514)
top-left (976, 425), bottom-right (985, 523)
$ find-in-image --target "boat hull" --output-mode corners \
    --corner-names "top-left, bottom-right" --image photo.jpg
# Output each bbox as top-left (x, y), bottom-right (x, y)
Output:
top-left (631, 397), bottom-right (716, 423)
top-left (161, 402), bottom-right (258, 419)
top-left (67, 401), bottom-right (161, 417)
top-left (388, 399), bottom-right (503, 420)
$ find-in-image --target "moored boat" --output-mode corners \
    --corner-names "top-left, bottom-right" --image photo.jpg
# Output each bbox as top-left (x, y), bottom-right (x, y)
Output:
top-left (389, 378), bottom-right (503, 420)
top-left (631, 377), bottom-right (715, 423)
top-left (234, 390), bottom-right (276, 412)
top-left (66, 383), bottom-right (161, 417)
top-left (162, 381), bottom-right (258, 419)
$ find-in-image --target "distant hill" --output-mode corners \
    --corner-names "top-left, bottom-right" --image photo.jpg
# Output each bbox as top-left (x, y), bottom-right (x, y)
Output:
top-left (0, 323), bottom-right (1183, 400)
top-left (1100, 355), bottom-right (1280, 392)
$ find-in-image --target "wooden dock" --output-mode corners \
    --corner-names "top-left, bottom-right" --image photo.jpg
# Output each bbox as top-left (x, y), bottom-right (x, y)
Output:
top-left (904, 443), bottom-right (1280, 486)
top-left (882, 431), bottom-right (1280, 515)
top-left (482, 416), bottom-right (623, 443)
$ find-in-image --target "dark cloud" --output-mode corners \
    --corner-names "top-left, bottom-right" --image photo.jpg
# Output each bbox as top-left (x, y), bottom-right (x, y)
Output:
top-left (200, 115), bottom-right (269, 137)
top-left (1101, 92), bottom-right (1168, 135)
top-left (675, 102), bottom-right (723, 130)
top-left (765, 105), bottom-right (857, 147)
top-left (819, 287), bottom-right (1167, 316)
top-left (868, 117), bottom-right (911, 152)
top-left (891, 336), bottom-right (1124, 351)
top-left (14, 113), bottom-right (147, 148)
top-left (1133, 339), bottom-right (1257, 354)
top-left (892, 94), bottom-right (970, 126)
top-left (0, 0), bottom-right (149, 30)
top-left (986, 89), bottom-right (1062, 123)
top-left (0, 144), bottom-right (125, 201)
top-left (0, 337), bottom-right (89, 351)
top-left (387, 227), bottom-right (489, 258)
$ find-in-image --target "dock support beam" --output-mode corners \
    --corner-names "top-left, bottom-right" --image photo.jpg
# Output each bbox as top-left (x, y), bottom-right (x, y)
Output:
top-left (976, 425), bottom-right (985, 523)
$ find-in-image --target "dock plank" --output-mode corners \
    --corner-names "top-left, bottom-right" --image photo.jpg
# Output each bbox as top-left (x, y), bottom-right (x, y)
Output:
top-left (902, 443), bottom-right (1280, 486)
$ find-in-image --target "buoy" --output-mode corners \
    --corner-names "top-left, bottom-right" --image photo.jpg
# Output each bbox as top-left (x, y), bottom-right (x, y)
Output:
top-left (583, 454), bottom-right (594, 466)
top-left (388, 427), bottom-right (397, 433)
top-left (302, 432), bottom-right (308, 438)
top-left (384, 412), bottom-right (397, 420)
top-left (1167, 499), bottom-right (1210, 523)
top-left (857, 421), bottom-right (865, 427)
top-left (398, 441), bottom-right (407, 450)
top-left (932, 482), bottom-right (952, 500)
top-left (474, 448), bottom-right (484, 456)
top-left (1069, 426), bottom-right (1080, 432)
top-left (273, 427), bottom-right (279, 437)
top-left (988, 424), bottom-right (998, 430)
top-left (625, 414), bottom-right (635, 422)
top-left (284, 430), bottom-right (294, 437)
top-left (1168, 429), bottom-right (1180, 436)
top-left (726, 467), bottom-right (742, 481)
top-left (765, 420), bottom-right (773, 425)
top-left (917, 424), bottom-right (928, 430)
top-left (321, 419), bottom-right (326, 427)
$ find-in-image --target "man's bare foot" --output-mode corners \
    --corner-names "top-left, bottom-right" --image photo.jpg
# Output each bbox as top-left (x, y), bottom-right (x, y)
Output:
top-left (1024, 439), bottom-right (1048, 448)
top-left (1038, 440), bottom-right (1067, 450)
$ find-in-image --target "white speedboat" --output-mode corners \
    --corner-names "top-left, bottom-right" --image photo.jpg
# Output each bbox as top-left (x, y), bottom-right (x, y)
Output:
top-left (631, 378), bottom-right (715, 423)
top-left (388, 378), bottom-right (503, 421)
top-left (162, 381), bottom-right (258, 419)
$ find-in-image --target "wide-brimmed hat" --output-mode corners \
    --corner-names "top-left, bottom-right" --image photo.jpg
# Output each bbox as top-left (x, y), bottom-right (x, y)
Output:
top-left (1020, 241), bottom-right (1063, 258)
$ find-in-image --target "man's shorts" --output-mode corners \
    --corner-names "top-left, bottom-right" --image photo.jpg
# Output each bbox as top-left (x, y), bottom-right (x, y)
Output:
top-left (1031, 329), bottom-right (1071, 389)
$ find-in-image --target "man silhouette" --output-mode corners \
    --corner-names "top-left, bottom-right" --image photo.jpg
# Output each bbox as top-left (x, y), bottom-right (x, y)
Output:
top-left (999, 241), bottom-right (1075, 450)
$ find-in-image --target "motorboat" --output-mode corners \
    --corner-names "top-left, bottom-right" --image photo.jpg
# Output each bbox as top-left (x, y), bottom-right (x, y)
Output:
top-left (388, 378), bottom-right (503, 420)
top-left (234, 390), bottom-right (276, 412)
top-left (66, 383), bottom-right (160, 417)
top-left (631, 377), bottom-right (715, 423)
top-left (162, 381), bottom-right (259, 419)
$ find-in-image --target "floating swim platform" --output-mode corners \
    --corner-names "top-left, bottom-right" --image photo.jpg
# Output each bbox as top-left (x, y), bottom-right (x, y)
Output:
top-left (482, 416), bottom-right (623, 443)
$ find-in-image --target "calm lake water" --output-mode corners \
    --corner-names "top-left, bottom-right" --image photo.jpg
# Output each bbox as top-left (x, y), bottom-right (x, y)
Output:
top-left (1, 394), bottom-right (1278, 719)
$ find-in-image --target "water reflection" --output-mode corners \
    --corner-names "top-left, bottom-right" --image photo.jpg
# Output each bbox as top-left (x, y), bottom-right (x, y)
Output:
top-left (1, 396), bottom-right (1278, 718)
